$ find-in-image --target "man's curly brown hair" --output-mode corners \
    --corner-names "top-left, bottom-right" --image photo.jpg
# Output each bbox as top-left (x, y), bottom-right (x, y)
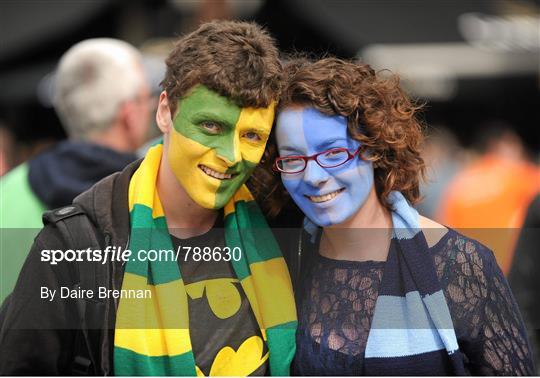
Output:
top-left (250, 57), bottom-right (426, 217)
top-left (161, 20), bottom-right (282, 115)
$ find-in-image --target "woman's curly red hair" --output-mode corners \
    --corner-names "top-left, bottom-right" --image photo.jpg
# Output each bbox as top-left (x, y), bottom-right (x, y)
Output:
top-left (248, 57), bottom-right (426, 217)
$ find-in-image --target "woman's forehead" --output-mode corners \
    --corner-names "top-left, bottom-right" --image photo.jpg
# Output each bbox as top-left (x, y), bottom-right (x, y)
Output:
top-left (276, 107), bottom-right (348, 149)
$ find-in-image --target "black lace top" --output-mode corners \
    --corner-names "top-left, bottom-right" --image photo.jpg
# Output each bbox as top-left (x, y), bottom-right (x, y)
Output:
top-left (293, 228), bottom-right (535, 376)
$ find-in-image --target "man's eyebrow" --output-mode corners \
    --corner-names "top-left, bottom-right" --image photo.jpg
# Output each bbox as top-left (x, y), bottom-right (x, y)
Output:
top-left (245, 127), bottom-right (270, 134)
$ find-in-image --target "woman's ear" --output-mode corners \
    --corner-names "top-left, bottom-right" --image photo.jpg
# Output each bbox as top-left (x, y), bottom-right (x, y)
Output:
top-left (156, 91), bottom-right (173, 134)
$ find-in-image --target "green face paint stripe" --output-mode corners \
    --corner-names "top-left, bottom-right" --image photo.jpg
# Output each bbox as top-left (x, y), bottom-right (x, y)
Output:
top-left (214, 160), bottom-right (257, 208)
top-left (173, 85), bottom-right (241, 163)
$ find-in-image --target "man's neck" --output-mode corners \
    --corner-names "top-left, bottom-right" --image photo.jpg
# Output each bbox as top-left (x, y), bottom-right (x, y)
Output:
top-left (157, 151), bottom-right (219, 239)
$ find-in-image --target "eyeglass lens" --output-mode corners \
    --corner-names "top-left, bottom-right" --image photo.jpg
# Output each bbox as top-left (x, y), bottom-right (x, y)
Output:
top-left (317, 149), bottom-right (349, 167)
top-left (279, 149), bottom-right (350, 173)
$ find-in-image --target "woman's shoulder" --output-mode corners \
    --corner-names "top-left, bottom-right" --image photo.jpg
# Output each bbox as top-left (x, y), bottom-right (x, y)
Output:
top-left (418, 215), bottom-right (448, 248)
top-left (418, 216), bottom-right (499, 278)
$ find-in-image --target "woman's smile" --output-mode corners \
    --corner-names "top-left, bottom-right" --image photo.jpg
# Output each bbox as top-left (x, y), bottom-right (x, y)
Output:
top-left (305, 188), bottom-right (345, 203)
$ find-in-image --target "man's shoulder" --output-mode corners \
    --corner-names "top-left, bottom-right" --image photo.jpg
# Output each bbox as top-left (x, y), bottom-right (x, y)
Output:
top-left (36, 204), bottom-right (104, 250)
top-left (30, 159), bottom-right (139, 270)
top-left (44, 204), bottom-right (89, 222)
top-left (73, 167), bottom-right (125, 217)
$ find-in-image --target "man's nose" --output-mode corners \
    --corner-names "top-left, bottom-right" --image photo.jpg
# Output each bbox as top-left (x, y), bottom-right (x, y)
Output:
top-left (303, 159), bottom-right (330, 188)
top-left (215, 132), bottom-right (241, 166)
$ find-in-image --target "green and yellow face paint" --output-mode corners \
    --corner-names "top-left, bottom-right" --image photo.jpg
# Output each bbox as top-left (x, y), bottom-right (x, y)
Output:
top-left (168, 85), bottom-right (275, 209)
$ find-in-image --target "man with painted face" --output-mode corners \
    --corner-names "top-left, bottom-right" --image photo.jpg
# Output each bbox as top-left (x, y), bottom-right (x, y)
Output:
top-left (0, 21), bottom-right (297, 376)
top-left (267, 58), bottom-right (535, 375)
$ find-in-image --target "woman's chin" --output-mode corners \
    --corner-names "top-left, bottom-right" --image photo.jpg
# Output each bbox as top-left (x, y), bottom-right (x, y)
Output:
top-left (304, 197), bottom-right (368, 228)
top-left (305, 206), bottom-right (354, 228)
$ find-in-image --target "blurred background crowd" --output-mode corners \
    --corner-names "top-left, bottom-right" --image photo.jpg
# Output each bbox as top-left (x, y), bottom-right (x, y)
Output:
top-left (0, 0), bottom-right (539, 369)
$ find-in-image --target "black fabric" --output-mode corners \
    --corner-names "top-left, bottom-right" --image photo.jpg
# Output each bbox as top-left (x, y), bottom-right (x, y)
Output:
top-left (509, 194), bottom-right (540, 374)
top-left (0, 160), bottom-right (139, 375)
top-left (28, 141), bottom-right (136, 209)
top-left (49, 205), bottom-right (105, 375)
top-left (169, 220), bottom-right (268, 376)
top-left (292, 228), bottom-right (535, 376)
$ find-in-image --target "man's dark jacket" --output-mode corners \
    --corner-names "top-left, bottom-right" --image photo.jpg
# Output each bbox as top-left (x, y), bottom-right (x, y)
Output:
top-left (0, 161), bottom-right (140, 375)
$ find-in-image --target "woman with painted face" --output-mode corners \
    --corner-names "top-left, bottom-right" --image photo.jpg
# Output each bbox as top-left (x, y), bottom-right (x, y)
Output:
top-left (265, 58), bottom-right (535, 375)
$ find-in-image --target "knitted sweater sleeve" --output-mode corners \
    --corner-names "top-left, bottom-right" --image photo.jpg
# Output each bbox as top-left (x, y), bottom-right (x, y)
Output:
top-left (434, 231), bottom-right (536, 375)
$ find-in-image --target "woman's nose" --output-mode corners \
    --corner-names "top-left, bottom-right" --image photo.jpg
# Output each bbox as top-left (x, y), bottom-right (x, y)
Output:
top-left (303, 159), bottom-right (330, 188)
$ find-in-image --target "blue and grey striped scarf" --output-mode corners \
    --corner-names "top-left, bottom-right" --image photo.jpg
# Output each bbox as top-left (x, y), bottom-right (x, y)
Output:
top-left (305, 191), bottom-right (466, 375)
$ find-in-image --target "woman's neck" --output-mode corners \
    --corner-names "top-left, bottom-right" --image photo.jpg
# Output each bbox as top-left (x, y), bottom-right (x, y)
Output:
top-left (156, 151), bottom-right (218, 239)
top-left (320, 186), bottom-right (393, 262)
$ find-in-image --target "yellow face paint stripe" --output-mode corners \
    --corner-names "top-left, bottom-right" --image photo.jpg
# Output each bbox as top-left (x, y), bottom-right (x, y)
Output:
top-left (235, 102), bottom-right (276, 165)
top-left (168, 130), bottom-right (220, 209)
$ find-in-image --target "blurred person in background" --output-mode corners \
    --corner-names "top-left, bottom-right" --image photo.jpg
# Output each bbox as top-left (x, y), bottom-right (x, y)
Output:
top-left (437, 121), bottom-right (540, 274)
top-left (509, 193), bottom-right (540, 373)
top-left (0, 38), bottom-right (151, 302)
top-left (417, 126), bottom-right (466, 219)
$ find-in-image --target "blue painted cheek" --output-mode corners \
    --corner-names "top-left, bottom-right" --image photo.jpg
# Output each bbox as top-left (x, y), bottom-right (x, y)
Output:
top-left (330, 160), bottom-right (374, 224)
top-left (281, 174), bottom-right (333, 226)
top-left (282, 157), bottom-right (374, 227)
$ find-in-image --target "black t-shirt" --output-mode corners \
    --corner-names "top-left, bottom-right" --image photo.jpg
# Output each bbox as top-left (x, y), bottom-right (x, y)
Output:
top-left (170, 216), bottom-right (268, 376)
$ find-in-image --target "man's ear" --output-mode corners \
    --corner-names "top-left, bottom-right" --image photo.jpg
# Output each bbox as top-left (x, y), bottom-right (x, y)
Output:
top-left (156, 91), bottom-right (174, 134)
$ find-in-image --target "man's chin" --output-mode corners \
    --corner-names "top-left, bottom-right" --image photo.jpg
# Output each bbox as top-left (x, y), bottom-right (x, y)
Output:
top-left (189, 191), bottom-right (235, 210)
top-left (184, 177), bottom-right (247, 210)
top-left (213, 191), bottom-right (238, 210)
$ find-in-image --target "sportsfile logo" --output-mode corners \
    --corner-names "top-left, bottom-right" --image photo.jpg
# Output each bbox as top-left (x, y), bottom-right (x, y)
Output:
top-left (40, 246), bottom-right (242, 265)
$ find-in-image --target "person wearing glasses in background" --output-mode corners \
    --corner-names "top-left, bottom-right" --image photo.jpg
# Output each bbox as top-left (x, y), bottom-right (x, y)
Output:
top-left (263, 57), bottom-right (535, 375)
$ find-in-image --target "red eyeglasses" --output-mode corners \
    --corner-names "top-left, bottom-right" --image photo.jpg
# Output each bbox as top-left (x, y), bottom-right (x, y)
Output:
top-left (274, 146), bottom-right (362, 174)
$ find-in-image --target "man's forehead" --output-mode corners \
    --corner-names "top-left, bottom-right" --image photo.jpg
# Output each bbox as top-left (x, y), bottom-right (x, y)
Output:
top-left (177, 85), bottom-right (238, 111)
top-left (176, 84), bottom-right (274, 123)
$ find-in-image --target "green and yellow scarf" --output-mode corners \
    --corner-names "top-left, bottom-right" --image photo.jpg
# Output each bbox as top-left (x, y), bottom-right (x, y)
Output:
top-left (113, 143), bottom-right (297, 376)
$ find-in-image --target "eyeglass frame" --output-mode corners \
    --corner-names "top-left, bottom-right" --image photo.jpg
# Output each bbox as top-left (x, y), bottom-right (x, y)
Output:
top-left (273, 146), bottom-right (363, 174)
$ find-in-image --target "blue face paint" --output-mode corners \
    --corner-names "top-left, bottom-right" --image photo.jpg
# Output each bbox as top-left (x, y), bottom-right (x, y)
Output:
top-left (276, 107), bottom-right (374, 227)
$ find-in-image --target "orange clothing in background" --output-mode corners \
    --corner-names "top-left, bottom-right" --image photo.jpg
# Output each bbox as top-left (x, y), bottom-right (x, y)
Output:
top-left (438, 154), bottom-right (540, 274)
